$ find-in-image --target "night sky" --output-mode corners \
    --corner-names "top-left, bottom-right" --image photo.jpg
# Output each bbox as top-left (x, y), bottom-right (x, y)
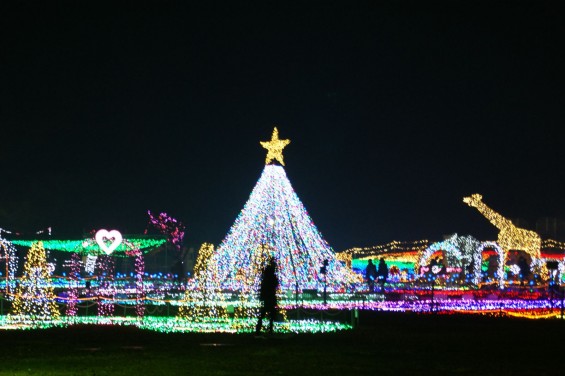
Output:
top-left (1, 1), bottom-right (563, 250)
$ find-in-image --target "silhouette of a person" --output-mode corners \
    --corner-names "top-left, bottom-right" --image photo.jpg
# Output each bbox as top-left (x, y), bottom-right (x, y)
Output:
top-left (428, 257), bottom-right (438, 278)
top-left (365, 259), bottom-right (377, 293)
top-left (377, 258), bottom-right (388, 292)
top-left (518, 256), bottom-right (530, 286)
top-left (255, 257), bottom-right (279, 335)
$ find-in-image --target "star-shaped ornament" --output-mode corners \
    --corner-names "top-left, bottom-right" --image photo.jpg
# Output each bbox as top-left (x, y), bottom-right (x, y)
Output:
top-left (260, 127), bottom-right (290, 166)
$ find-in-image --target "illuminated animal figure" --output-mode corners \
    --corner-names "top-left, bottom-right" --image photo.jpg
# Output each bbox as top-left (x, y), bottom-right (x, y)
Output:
top-left (463, 193), bottom-right (545, 278)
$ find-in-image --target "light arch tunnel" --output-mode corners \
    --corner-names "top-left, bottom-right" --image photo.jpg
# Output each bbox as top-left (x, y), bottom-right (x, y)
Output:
top-left (350, 235), bottom-right (508, 288)
top-left (416, 238), bottom-right (505, 288)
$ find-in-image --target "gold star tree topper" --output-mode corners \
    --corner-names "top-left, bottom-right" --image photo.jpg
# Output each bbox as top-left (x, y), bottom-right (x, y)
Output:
top-left (260, 127), bottom-right (290, 166)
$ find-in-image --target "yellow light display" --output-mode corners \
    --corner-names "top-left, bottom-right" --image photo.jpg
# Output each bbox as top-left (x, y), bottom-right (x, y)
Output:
top-left (9, 242), bottom-right (60, 321)
top-left (192, 242), bottom-right (215, 278)
top-left (335, 252), bottom-right (352, 268)
top-left (339, 239), bottom-right (430, 260)
top-left (178, 243), bottom-right (229, 324)
top-left (178, 242), bottom-right (290, 333)
top-left (542, 239), bottom-right (565, 252)
top-left (463, 193), bottom-right (547, 278)
top-left (260, 127), bottom-right (290, 166)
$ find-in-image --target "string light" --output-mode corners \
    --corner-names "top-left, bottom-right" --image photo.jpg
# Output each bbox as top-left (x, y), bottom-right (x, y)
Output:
top-left (0, 315), bottom-right (352, 333)
top-left (8, 242), bottom-right (60, 322)
top-left (147, 211), bottom-right (186, 251)
top-left (463, 193), bottom-right (547, 279)
top-left (541, 239), bottom-right (565, 259)
top-left (0, 226), bottom-right (51, 236)
top-left (203, 164), bottom-right (361, 294)
top-left (0, 236), bottom-right (18, 297)
top-left (416, 234), bottom-right (505, 287)
top-left (5, 132), bottom-right (565, 331)
top-left (10, 237), bottom-right (166, 255)
top-left (97, 255), bottom-right (116, 317)
top-left (134, 249), bottom-right (145, 317)
top-left (260, 127), bottom-right (290, 166)
top-left (341, 239), bottom-right (430, 259)
top-left (178, 243), bottom-right (229, 323)
top-left (193, 243), bottom-right (215, 278)
top-left (182, 129), bottom-right (358, 326)
top-left (64, 253), bottom-right (81, 317)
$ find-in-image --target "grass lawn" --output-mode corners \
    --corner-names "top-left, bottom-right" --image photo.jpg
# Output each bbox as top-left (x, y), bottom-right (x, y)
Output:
top-left (0, 312), bottom-right (563, 375)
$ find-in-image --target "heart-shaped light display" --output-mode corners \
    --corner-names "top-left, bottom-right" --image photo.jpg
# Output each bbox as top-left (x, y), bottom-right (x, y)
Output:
top-left (95, 229), bottom-right (123, 255)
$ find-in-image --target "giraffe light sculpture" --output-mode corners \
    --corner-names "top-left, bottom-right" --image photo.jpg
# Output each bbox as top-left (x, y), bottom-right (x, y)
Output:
top-left (463, 193), bottom-right (547, 280)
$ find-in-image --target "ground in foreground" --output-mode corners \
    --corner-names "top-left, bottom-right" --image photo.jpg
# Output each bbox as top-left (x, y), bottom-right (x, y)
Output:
top-left (0, 312), bottom-right (562, 376)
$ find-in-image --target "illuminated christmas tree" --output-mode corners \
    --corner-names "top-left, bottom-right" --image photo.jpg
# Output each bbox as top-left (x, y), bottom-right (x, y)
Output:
top-left (10, 242), bottom-right (60, 321)
top-left (178, 243), bottom-right (229, 322)
top-left (205, 128), bottom-right (360, 293)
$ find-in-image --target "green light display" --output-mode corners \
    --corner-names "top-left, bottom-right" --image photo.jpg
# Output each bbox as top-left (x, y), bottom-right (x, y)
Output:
top-left (11, 237), bottom-right (166, 256)
top-left (0, 315), bottom-right (352, 333)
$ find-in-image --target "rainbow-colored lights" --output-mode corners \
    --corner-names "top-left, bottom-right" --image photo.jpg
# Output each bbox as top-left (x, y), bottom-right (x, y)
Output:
top-left (2, 131), bottom-right (565, 334)
top-left (203, 164), bottom-right (360, 294)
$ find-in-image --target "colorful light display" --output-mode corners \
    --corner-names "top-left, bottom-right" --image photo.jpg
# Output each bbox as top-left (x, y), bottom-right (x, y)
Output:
top-left (134, 249), bottom-right (146, 317)
top-left (341, 239), bottom-right (430, 259)
top-left (97, 255), bottom-right (116, 317)
top-left (176, 128), bottom-right (361, 329)
top-left (10, 237), bottom-right (166, 255)
top-left (203, 163), bottom-right (360, 294)
top-left (64, 252), bottom-right (81, 317)
top-left (4, 133), bottom-right (565, 333)
top-left (193, 242), bottom-right (215, 278)
top-left (463, 193), bottom-right (547, 278)
top-left (0, 236), bottom-right (18, 296)
top-left (0, 314), bottom-right (352, 333)
top-left (418, 235), bottom-right (480, 275)
top-left (9, 242), bottom-right (60, 321)
top-left (178, 243), bottom-right (229, 323)
top-left (147, 211), bottom-right (186, 251)
top-left (345, 236), bottom-right (565, 287)
top-left (417, 234), bottom-right (505, 287)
